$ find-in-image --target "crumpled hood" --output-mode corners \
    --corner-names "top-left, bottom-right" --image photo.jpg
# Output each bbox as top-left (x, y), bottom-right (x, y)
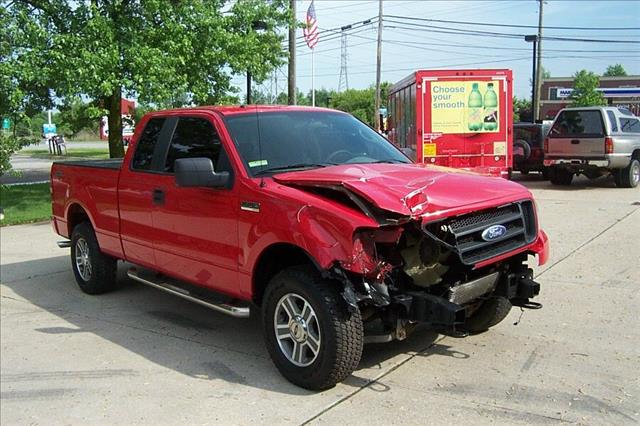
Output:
top-left (273, 163), bottom-right (531, 218)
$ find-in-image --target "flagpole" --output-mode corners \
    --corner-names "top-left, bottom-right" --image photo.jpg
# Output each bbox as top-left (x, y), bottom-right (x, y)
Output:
top-left (311, 48), bottom-right (315, 107)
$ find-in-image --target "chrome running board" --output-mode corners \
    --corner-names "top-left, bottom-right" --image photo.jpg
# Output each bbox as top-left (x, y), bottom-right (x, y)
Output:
top-left (127, 267), bottom-right (250, 318)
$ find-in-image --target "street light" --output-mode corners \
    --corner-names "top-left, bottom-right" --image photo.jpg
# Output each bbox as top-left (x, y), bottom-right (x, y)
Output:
top-left (525, 35), bottom-right (538, 123)
top-left (247, 20), bottom-right (268, 104)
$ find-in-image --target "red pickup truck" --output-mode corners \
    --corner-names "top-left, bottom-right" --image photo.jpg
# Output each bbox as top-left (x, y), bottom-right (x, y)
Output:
top-left (51, 106), bottom-right (549, 390)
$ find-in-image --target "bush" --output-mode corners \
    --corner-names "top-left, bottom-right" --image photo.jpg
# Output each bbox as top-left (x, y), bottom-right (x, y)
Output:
top-left (0, 133), bottom-right (21, 177)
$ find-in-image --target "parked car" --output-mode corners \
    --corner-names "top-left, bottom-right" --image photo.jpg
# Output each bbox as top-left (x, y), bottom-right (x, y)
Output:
top-left (51, 106), bottom-right (549, 390)
top-left (544, 107), bottom-right (640, 187)
top-left (513, 122), bottom-right (551, 176)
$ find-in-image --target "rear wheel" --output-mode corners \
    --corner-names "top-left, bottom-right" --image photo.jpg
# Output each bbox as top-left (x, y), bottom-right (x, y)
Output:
top-left (70, 222), bottom-right (117, 294)
top-left (262, 266), bottom-right (363, 390)
top-left (616, 159), bottom-right (640, 188)
top-left (549, 167), bottom-right (573, 186)
top-left (465, 297), bottom-right (512, 334)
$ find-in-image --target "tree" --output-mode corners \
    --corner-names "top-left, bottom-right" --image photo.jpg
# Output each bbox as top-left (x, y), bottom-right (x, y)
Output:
top-left (569, 70), bottom-right (606, 107)
top-left (4, 1), bottom-right (289, 158)
top-left (513, 97), bottom-right (532, 122)
top-left (57, 98), bottom-right (102, 137)
top-left (330, 82), bottom-right (392, 126)
top-left (603, 64), bottom-right (627, 77)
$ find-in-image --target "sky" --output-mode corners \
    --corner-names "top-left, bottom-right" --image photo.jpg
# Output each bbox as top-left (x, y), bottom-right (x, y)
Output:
top-left (232, 0), bottom-right (640, 101)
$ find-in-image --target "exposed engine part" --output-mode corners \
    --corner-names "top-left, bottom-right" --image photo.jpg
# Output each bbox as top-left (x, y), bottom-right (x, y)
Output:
top-left (401, 233), bottom-right (450, 287)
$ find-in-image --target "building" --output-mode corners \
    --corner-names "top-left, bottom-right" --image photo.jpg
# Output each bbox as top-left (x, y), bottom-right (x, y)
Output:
top-left (539, 75), bottom-right (640, 120)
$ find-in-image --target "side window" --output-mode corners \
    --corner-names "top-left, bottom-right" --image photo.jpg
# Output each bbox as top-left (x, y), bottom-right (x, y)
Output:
top-left (164, 117), bottom-right (230, 173)
top-left (620, 117), bottom-right (640, 133)
top-left (132, 117), bottom-right (166, 170)
top-left (606, 111), bottom-right (618, 132)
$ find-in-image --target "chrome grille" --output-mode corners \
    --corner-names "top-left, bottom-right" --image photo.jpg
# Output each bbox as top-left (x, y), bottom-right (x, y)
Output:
top-left (426, 201), bottom-right (537, 265)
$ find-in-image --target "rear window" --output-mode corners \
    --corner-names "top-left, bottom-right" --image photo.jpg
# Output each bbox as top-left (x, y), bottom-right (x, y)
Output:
top-left (606, 111), bottom-right (618, 132)
top-left (549, 110), bottom-right (604, 138)
top-left (132, 118), bottom-right (166, 170)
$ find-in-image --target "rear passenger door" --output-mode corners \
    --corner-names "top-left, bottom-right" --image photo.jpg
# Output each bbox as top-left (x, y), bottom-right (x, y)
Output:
top-left (119, 116), bottom-right (172, 268)
top-left (150, 115), bottom-right (240, 295)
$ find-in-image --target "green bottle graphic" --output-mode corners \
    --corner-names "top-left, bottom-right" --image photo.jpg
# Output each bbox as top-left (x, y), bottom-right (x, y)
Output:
top-left (483, 83), bottom-right (498, 131)
top-left (467, 83), bottom-right (483, 131)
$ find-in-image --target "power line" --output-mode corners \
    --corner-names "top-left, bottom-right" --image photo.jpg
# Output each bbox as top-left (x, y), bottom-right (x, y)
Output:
top-left (382, 19), bottom-right (640, 44)
top-left (384, 14), bottom-right (640, 31)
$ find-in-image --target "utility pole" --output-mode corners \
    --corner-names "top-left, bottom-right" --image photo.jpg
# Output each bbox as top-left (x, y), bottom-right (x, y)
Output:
top-left (374, 0), bottom-right (383, 131)
top-left (288, 0), bottom-right (297, 105)
top-left (525, 35), bottom-right (537, 122)
top-left (533, 0), bottom-right (544, 121)
top-left (338, 25), bottom-right (350, 92)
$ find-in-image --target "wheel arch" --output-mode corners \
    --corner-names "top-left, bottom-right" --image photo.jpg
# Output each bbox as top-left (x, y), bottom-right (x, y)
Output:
top-left (252, 243), bottom-right (322, 306)
top-left (66, 202), bottom-right (93, 236)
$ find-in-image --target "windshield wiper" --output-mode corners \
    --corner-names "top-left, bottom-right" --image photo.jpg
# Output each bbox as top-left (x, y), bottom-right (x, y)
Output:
top-left (254, 163), bottom-right (334, 176)
top-left (367, 159), bottom-right (409, 164)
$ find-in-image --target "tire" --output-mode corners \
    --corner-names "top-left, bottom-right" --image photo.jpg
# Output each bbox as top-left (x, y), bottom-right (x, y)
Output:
top-left (465, 297), bottom-right (512, 334)
top-left (514, 140), bottom-right (531, 160)
top-left (262, 266), bottom-right (364, 390)
top-left (549, 167), bottom-right (573, 186)
top-left (70, 222), bottom-right (117, 294)
top-left (541, 167), bottom-right (550, 180)
top-left (616, 159), bottom-right (640, 188)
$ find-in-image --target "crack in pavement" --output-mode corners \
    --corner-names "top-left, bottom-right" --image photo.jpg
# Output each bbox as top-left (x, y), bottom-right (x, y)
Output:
top-left (301, 336), bottom-right (448, 425)
top-left (536, 208), bottom-right (638, 279)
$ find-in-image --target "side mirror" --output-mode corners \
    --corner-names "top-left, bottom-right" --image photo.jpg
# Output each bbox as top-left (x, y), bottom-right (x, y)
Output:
top-left (174, 157), bottom-right (230, 188)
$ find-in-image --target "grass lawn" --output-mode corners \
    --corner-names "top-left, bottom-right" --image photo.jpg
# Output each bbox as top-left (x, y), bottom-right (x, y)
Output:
top-left (25, 148), bottom-right (110, 160)
top-left (0, 183), bottom-right (51, 226)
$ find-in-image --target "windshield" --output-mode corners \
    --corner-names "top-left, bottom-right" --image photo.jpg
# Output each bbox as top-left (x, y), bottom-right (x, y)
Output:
top-left (224, 110), bottom-right (411, 176)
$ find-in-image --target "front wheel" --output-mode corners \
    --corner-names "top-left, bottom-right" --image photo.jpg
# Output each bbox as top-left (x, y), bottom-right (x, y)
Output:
top-left (71, 222), bottom-right (117, 294)
top-left (262, 266), bottom-right (363, 390)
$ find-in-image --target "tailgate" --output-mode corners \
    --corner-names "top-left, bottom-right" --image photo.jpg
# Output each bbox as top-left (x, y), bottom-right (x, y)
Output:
top-left (547, 110), bottom-right (606, 158)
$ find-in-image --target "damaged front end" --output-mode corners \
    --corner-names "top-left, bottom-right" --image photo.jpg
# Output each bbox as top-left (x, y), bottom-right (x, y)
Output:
top-left (329, 199), bottom-right (545, 342)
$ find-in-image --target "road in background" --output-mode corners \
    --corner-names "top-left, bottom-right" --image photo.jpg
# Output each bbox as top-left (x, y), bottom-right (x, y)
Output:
top-left (1, 177), bottom-right (639, 424)
top-left (1, 141), bottom-right (108, 185)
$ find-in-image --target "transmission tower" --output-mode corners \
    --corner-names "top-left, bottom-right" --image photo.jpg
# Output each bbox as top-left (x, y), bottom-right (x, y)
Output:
top-left (338, 25), bottom-right (350, 92)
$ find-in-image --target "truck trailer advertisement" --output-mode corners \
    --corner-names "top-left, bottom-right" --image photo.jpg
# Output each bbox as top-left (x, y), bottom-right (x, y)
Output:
top-left (388, 69), bottom-right (513, 178)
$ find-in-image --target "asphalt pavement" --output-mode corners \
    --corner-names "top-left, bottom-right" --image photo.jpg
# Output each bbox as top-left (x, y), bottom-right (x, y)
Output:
top-left (1, 174), bottom-right (639, 424)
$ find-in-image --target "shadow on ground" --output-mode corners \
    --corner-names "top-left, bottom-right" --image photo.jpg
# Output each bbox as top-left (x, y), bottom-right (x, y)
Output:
top-left (1, 256), bottom-right (469, 395)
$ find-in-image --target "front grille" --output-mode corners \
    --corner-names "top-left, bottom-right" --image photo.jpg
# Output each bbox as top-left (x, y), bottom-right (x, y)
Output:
top-left (425, 201), bottom-right (537, 265)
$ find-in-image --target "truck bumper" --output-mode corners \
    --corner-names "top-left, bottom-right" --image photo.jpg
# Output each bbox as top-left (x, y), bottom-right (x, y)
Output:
top-left (544, 154), bottom-right (630, 169)
top-left (399, 269), bottom-right (542, 327)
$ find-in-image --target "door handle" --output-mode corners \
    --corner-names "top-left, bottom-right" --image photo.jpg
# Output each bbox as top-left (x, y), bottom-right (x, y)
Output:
top-left (152, 188), bottom-right (165, 205)
top-left (571, 139), bottom-right (580, 144)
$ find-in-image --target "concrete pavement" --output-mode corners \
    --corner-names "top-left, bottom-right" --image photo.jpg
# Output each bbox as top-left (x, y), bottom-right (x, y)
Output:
top-left (1, 177), bottom-right (639, 424)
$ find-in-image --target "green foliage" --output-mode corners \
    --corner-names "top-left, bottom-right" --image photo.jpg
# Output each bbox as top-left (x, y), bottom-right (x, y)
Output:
top-left (330, 82), bottom-right (391, 126)
top-left (513, 97), bottom-right (532, 122)
top-left (57, 98), bottom-right (102, 137)
top-left (603, 64), bottom-right (627, 77)
top-left (570, 70), bottom-right (606, 107)
top-left (0, 133), bottom-right (21, 177)
top-left (4, 0), bottom-right (289, 157)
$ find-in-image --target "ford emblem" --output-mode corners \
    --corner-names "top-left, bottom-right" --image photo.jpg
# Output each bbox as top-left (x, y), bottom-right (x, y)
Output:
top-left (481, 225), bottom-right (507, 241)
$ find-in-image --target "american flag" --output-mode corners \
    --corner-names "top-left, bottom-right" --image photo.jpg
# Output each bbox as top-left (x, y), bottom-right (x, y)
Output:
top-left (303, 1), bottom-right (319, 49)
